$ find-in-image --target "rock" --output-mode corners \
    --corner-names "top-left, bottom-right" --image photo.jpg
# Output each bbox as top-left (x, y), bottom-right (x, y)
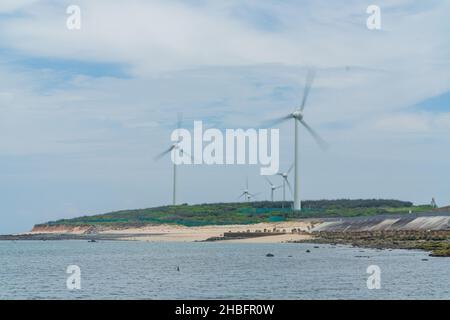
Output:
top-left (306, 249), bottom-right (311, 253)
top-left (266, 253), bottom-right (274, 257)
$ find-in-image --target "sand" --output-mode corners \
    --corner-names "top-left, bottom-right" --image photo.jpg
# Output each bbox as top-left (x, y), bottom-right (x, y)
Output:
top-left (108, 221), bottom-right (315, 243)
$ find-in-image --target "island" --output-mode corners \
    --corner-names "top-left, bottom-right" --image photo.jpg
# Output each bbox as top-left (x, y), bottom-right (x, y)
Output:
top-left (2, 199), bottom-right (449, 257)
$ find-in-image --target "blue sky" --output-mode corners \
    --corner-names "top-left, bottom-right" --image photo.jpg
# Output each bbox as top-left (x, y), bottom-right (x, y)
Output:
top-left (414, 91), bottom-right (450, 113)
top-left (1, 0), bottom-right (450, 233)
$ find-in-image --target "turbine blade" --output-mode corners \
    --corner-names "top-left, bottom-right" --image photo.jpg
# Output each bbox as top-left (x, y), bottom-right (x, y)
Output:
top-left (300, 119), bottom-right (329, 151)
top-left (285, 178), bottom-right (294, 197)
top-left (265, 177), bottom-right (273, 186)
top-left (154, 145), bottom-right (175, 161)
top-left (261, 115), bottom-right (292, 128)
top-left (173, 112), bottom-right (184, 142)
top-left (287, 163), bottom-right (294, 175)
top-left (300, 69), bottom-right (316, 112)
top-left (177, 112), bottom-right (183, 129)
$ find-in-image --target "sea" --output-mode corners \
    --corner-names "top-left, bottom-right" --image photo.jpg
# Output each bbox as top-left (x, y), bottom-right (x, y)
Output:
top-left (0, 240), bottom-right (449, 299)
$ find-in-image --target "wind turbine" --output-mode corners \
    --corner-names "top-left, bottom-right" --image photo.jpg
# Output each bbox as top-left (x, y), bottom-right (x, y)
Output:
top-left (238, 178), bottom-right (258, 203)
top-left (276, 164), bottom-right (294, 208)
top-left (265, 177), bottom-right (282, 202)
top-left (154, 113), bottom-right (187, 206)
top-left (264, 70), bottom-right (328, 211)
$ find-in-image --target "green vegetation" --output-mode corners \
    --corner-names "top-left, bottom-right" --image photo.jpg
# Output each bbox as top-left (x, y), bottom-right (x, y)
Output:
top-left (417, 241), bottom-right (450, 257)
top-left (35, 199), bottom-right (433, 228)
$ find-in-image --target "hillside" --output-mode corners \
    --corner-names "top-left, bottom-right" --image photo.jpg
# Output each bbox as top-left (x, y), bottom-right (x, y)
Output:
top-left (34, 199), bottom-right (433, 229)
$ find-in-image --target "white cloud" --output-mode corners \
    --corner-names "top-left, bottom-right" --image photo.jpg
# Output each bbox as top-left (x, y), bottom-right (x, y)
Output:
top-left (0, 1), bottom-right (447, 74)
top-left (374, 113), bottom-right (431, 133)
top-left (0, 0), bottom-right (37, 13)
top-left (372, 112), bottom-right (450, 134)
top-left (1, 0), bottom-right (450, 232)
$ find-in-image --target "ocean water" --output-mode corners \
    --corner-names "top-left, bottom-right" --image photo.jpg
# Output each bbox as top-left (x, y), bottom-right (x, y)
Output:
top-left (0, 240), bottom-right (449, 299)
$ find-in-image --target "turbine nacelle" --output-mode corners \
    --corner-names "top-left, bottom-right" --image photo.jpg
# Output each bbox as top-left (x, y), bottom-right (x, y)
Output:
top-left (292, 111), bottom-right (304, 121)
top-left (277, 172), bottom-right (289, 179)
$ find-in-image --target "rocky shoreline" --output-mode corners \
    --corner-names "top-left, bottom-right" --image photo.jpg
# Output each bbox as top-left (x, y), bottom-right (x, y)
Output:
top-left (291, 230), bottom-right (450, 257)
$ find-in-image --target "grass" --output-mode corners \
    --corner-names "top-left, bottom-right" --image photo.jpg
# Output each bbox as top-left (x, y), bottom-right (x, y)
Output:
top-left (35, 199), bottom-right (434, 228)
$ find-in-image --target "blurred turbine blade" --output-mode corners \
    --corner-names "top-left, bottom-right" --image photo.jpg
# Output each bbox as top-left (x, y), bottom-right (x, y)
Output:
top-left (250, 192), bottom-right (261, 199)
top-left (177, 112), bottom-right (183, 129)
top-left (300, 119), bottom-right (329, 151)
top-left (265, 177), bottom-right (273, 186)
top-left (261, 115), bottom-right (292, 128)
top-left (172, 112), bottom-right (184, 143)
top-left (154, 145), bottom-right (175, 161)
top-left (285, 178), bottom-right (294, 197)
top-left (300, 69), bottom-right (316, 112)
top-left (287, 163), bottom-right (294, 175)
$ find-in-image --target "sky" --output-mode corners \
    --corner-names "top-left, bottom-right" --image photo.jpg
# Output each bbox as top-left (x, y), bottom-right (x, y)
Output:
top-left (1, 0), bottom-right (450, 233)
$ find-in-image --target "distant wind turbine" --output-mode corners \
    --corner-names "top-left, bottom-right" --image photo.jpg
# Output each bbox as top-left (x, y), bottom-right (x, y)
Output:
top-left (238, 178), bottom-right (258, 202)
top-left (265, 177), bottom-right (282, 202)
top-left (154, 113), bottom-right (188, 206)
top-left (276, 164), bottom-right (294, 208)
top-left (263, 69), bottom-right (328, 211)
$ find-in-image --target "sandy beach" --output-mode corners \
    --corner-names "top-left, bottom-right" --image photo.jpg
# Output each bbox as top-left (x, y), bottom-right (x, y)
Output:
top-left (8, 220), bottom-right (317, 243)
top-left (107, 221), bottom-right (314, 243)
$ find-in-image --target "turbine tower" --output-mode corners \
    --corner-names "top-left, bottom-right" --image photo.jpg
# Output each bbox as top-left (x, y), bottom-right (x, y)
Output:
top-left (264, 70), bottom-right (328, 211)
top-left (265, 177), bottom-right (282, 202)
top-left (154, 113), bottom-right (186, 206)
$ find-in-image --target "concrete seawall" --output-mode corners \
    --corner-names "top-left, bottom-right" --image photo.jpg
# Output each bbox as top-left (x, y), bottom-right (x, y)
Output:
top-left (312, 212), bottom-right (450, 232)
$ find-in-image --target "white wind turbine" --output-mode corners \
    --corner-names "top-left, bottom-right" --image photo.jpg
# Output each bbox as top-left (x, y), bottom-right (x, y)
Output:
top-left (264, 70), bottom-right (328, 211)
top-left (265, 177), bottom-right (282, 202)
top-left (238, 178), bottom-right (258, 203)
top-left (154, 113), bottom-right (188, 206)
top-left (276, 164), bottom-right (294, 208)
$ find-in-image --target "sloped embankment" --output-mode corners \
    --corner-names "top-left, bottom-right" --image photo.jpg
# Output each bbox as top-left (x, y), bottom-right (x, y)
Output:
top-left (310, 213), bottom-right (450, 257)
top-left (312, 214), bottom-right (450, 232)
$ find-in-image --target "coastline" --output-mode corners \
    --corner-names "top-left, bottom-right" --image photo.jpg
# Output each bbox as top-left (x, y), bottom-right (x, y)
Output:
top-left (2, 214), bottom-right (449, 256)
top-left (1, 221), bottom-right (316, 244)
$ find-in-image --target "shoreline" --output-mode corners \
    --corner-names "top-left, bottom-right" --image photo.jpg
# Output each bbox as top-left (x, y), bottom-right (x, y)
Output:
top-left (2, 228), bottom-right (449, 257)
top-left (1, 221), bottom-right (316, 244)
top-left (295, 230), bottom-right (450, 257)
top-left (2, 215), bottom-right (449, 256)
